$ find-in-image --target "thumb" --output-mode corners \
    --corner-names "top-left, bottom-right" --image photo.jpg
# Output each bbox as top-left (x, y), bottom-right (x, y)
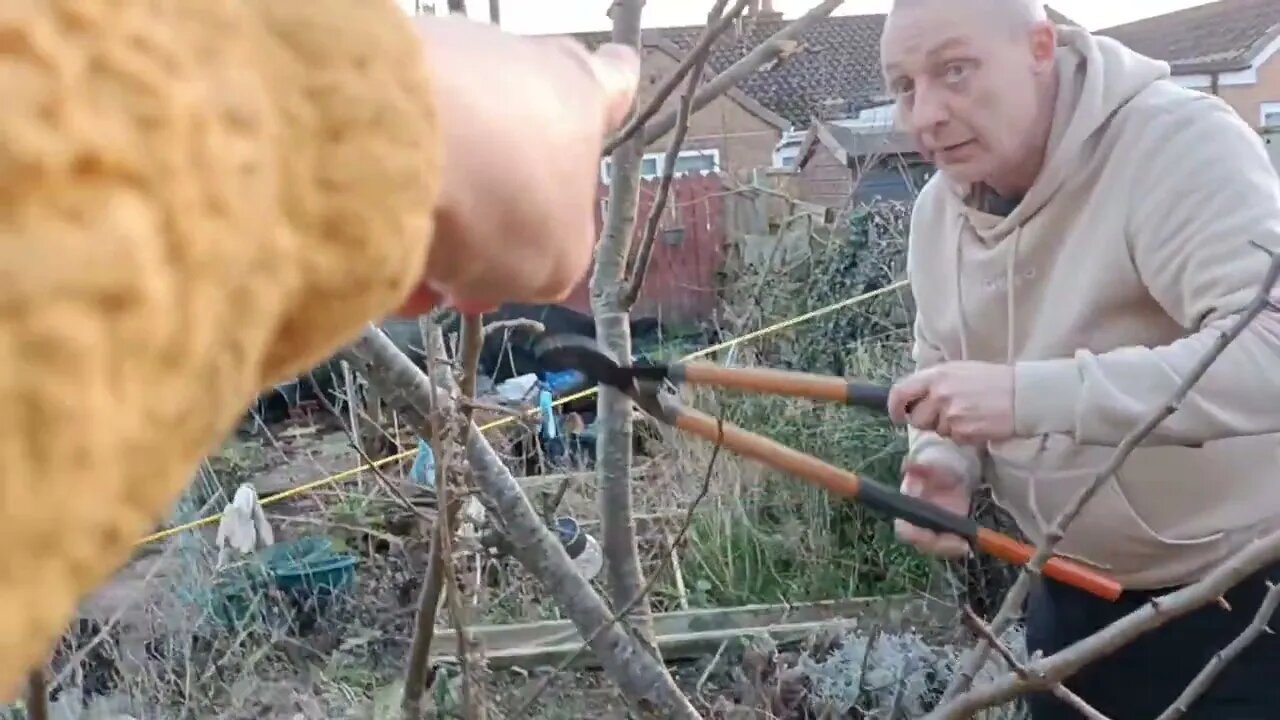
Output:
top-left (588, 43), bottom-right (642, 130)
top-left (888, 371), bottom-right (931, 425)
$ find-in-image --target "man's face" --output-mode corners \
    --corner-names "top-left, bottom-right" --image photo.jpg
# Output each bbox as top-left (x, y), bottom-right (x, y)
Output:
top-left (880, 2), bottom-right (1053, 188)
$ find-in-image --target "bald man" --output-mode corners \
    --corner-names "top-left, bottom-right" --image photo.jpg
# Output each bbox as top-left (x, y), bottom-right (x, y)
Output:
top-left (879, 0), bottom-right (1280, 717)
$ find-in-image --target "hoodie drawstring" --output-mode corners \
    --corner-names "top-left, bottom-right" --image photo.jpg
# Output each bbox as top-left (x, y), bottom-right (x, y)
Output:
top-left (952, 216), bottom-right (1021, 362)
top-left (1006, 228), bottom-right (1020, 364)
top-left (953, 217), bottom-right (971, 361)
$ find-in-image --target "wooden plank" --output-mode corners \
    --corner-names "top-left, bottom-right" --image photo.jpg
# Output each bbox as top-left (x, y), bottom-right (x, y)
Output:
top-left (431, 595), bottom-right (946, 669)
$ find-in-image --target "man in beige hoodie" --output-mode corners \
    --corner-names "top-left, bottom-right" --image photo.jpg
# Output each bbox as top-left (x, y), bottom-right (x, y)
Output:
top-left (880, 0), bottom-right (1280, 717)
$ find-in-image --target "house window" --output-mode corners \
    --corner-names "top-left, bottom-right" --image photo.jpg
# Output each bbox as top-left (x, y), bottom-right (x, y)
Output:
top-left (772, 131), bottom-right (805, 169)
top-left (601, 148), bottom-right (721, 183)
top-left (1261, 102), bottom-right (1280, 129)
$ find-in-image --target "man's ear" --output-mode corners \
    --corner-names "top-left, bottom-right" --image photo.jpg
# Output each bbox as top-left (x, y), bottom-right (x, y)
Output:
top-left (1028, 20), bottom-right (1058, 72)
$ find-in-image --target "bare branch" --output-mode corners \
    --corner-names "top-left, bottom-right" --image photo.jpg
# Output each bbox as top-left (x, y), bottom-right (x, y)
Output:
top-left (438, 315), bottom-right (487, 719)
top-left (345, 326), bottom-right (700, 719)
top-left (930, 529), bottom-right (1280, 718)
top-left (639, 0), bottom-right (846, 147)
top-left (1155, 580), bottom-right (1280, 720)
top-left (960, 608), bottom-right (1112, 720)
top-left (393, 315), bottom-right (485, 719)
top-left (603, 0), bottom-right (750, 156)
top-left (621, 0), bottom-right (727, 308)
top-left (943, 244), bottom-right (1280, 700)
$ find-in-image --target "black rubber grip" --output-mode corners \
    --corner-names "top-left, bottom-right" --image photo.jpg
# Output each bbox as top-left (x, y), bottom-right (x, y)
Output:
top-left (855, 478), bottom-right (980, 541)
top-left (845, 383), bottom-right (892, 413)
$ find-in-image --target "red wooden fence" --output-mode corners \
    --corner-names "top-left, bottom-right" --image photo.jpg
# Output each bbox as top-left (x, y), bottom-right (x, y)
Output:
top-left (560, 173), bottom-right (727, 327)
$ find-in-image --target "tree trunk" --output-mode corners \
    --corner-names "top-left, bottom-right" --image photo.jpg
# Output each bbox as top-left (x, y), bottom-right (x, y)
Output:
top-left (590, 0), bottom-right (656, 647)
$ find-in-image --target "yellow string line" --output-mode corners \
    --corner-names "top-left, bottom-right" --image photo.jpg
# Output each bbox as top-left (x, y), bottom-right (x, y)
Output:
top-left (136, 279), bottom-right (910, 546)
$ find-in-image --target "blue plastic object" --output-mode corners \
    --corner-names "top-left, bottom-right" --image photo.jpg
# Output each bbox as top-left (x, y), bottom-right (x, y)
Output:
top-left (544, 369), bottom-right (587, 395)
top-left (408, 439), bottom-right (437, 490)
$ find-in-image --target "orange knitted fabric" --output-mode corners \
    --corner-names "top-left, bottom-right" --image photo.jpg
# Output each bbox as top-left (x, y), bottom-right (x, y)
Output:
top-left (0, 0), bottom-right (440, 698)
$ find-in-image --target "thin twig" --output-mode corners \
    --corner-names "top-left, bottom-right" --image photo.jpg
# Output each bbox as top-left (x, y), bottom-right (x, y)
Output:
top-left (1155, 579), bottom-right (1280, 720)
top-left (960, 608), bottom-right (1111, 720)
top-left (943, 243), bottom-right (1280, 700)
top-left (385, 316), bottom-right (486, 719)
top-left (639, 0), bottom-right (846, 147)
top-left (481, 318), bottom-right (545, 336)
top-left (622, 0), bottom-right (727, 307)
top-left (436, 315), bottom-right (487, 720)
top-left (602, 0), bottom-right (750, 156)
top-left (305, 374), bottom-right (434, 525)
top-left (508, 415), bottom-right (725, 719)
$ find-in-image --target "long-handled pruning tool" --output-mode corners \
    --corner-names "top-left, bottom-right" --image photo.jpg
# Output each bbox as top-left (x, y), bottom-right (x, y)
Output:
top-left (533, 332), bottom-right (1123, 603)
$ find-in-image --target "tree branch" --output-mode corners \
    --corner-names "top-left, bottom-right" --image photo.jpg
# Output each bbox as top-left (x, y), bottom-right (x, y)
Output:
top-left (345, 326), bottom-right (700, 719)
top-left (930, 529), bottom-right (1280, 718)
top-left (1155, 579), bottom-right (1280, 720)
top-left (602, 0), bottom-right (750, 157)
top-left (621, 0), bottom-right (728, 308)
top-left (639, 0), bottom-right (846, 147)
top-left (434, 315), bottom-right (487, 719)
top-left (960, 608), bottom-right (1112, 720)
top-left (379, 315), bottom-right (484, 719)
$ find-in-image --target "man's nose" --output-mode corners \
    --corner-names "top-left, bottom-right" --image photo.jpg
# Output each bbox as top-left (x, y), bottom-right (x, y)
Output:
top-left (905, 82), bottom-right (949, 133)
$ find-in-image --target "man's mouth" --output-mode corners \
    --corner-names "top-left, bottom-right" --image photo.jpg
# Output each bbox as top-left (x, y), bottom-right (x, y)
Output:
top-left (938, 139), bottom-right (975, 153)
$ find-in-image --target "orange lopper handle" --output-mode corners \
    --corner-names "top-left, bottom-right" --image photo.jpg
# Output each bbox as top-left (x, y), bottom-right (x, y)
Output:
top-left (667, 402), bottom-right (1123, 602)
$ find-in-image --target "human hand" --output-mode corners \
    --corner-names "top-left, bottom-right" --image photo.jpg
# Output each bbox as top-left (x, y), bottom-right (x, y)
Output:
top-left (887, 361), bottom-right (1015, 444)
top-left (895, 463), bottom-right (973, 558)
top-left (394, 15), bottom-right (641, 317)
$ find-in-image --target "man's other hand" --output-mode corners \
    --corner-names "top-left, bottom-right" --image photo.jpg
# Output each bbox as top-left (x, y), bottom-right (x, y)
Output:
top-left (895, 463), bottom-right (972, 558)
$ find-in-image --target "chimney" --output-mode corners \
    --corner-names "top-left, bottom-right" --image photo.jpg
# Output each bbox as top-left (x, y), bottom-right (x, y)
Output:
top-left (748, 0), bottom-right (783, 22)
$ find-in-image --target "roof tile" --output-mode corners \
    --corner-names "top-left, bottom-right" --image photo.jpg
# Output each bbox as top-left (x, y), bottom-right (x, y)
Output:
top-left (1096, 0), bottom-right (1280, 73)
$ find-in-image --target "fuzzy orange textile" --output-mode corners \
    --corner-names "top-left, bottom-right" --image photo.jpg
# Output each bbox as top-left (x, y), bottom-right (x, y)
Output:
top-left (0, 0), bottom-right (440, 698)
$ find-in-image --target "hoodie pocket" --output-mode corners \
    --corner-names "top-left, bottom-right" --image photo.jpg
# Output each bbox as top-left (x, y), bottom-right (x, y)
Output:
top-left (1026, 462), bottom-right (1223, 575)
top-left (988, 438), bottom-right (1224, 577)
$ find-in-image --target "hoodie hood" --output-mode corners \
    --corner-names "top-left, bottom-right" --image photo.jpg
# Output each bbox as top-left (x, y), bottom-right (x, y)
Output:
top-left (959, 26), bottom-right (1171, 241)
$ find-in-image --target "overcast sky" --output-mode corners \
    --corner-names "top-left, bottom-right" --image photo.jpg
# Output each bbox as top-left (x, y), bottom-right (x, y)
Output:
top-left (398, 0), bottom-right (1212, 33)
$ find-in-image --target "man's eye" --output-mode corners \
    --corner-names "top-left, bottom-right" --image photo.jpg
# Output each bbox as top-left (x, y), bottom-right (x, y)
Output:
top-left (943, 62), bottom-right (970, 82)
top-left (891, 78), bottom-right (915, 96)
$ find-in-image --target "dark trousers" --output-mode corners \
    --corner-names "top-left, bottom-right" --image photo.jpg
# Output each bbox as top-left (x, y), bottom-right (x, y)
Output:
top-left (1024, 560), bottom-right (1280, 719)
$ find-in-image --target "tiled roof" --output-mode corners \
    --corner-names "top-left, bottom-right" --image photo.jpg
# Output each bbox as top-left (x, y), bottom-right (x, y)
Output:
top-left (1096, 0), bottom-right (1280, 73)
top-left (569, 7), bottom-right (1080, 128)
top-left (662, 14), bottom-right (891, 127)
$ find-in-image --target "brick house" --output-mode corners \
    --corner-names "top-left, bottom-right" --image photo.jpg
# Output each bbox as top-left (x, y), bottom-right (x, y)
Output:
top-left (1097, 0), bottom-right (1280, 132)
